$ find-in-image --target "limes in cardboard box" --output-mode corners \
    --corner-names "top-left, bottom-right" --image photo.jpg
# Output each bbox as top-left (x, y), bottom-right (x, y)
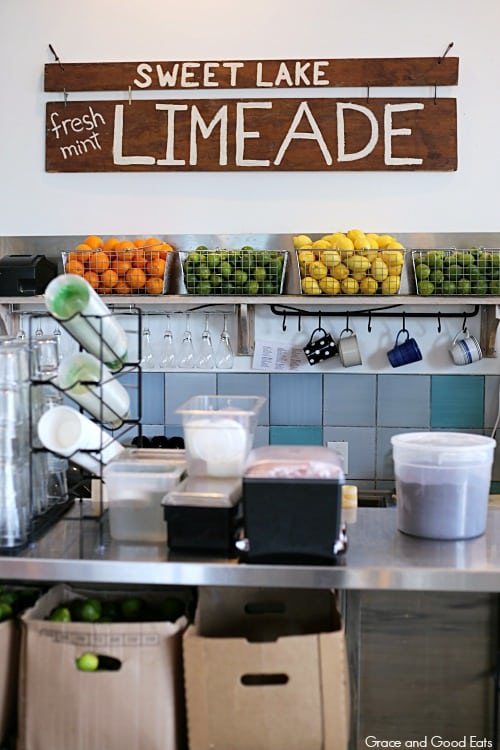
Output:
top-left (76, 653), bottom-right (99, 672)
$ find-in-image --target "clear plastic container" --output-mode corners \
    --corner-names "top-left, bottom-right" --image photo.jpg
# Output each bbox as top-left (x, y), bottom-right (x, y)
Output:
top-left (244, 445), bottom-right (345, 480)
top-left (164, 476), bottom-right (242, 508)
top-left (103, 449), bottom-right (186, 543)
top-left (176, 395), bottom-right (265, 477)
top-left (391, 431), bottom-right (496, 540)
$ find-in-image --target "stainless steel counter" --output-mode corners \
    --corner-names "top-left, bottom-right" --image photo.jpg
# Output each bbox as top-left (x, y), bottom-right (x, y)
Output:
top-left (1, 506), bottom-right (499, 591)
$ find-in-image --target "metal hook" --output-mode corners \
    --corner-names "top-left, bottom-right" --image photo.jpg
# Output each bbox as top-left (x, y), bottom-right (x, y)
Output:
top-left (318, 312), bottom-right (322, 330)
top-left (298, 314), bottom-right (302, 333)
top-left (367, 311), bottom-right (372, 333)
top-left (128, 85), bottom-right (132, 105)
top-left (402, 312), bottom-right (407, 333)
top-left (282, 313), bottom-right (287, 332)
top-left (438, 41), bottom-right (454, 64)
top-left (49, 43), bottom-right (64, 71)
top-left (462, 314), bottom-right (468, 333)
top-left (345, 313), bottom-right (350, 332)
top-left (437, 313), bottom-right (442, 334)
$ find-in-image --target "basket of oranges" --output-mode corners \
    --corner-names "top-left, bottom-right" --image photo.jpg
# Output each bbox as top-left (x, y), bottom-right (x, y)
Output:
top-left (62, 235), bottom-right (175, 295)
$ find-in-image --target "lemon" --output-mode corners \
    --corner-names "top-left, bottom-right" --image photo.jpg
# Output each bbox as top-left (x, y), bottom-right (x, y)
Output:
top-left (293, 234), bottom-right (312, 249)
top-left (371, 258), bottom-right (389, 282)
top-left (376, 234), bottom-right (396, 249)
top-left (381, 275), bottom-right (401, 294)
top-left (347, 253), bottom-right (371, 273)
top-left (368, 237), bottom-right (380, 249)
top-left (387, 263), bottom-right (403, 276)
top-left (341, 277), bottom-right (359, 294)
top-left (380, 250), bottom-right (404, 266)
top-left (298, 250), bottom-right (316, 263)
top-left (346, 229), bottom-right (365, 242)
top-left (301, 276), bottom-right (322, 295)
top-left (331, 263), bottom-right (349, 281)
top-left (384, 241), bottom-right (405, 250)
top-left (359, 249), bottom-right (379, 263)
top-left (308, 260), bottom-right (328, 280)
top-left (352, 235), bottom-right (370, 251)
top-left (331, 235), bottom-right (354, 252)
top-left (351, 269), bottom-right (368, 281)
top-left (320, 233), bottom-right (340, 244)
top-left (319, 276), bottom-right (341, 295)
top-left (312, 239), bottom-right (332, 249)
top-left (319, 249), bottom-right (341, 268)
top-left (359, 276), bottom-right (379, 295)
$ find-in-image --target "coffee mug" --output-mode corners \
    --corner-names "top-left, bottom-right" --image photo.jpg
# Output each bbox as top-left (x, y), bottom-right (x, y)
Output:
top-left (303, 327), bottom-right (338, 366)
top-left (387, 329), bottom-right (423, 368)
top-left (449, 329), bottom-right (482, 365)
top-left (338, 328), bottom-right (362, 367)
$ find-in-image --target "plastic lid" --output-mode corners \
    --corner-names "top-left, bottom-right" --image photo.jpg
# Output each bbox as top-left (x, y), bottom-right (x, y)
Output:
top-left (391, 431), bottom-right (496, 451)
top-left (244, 445), bottom-right (345, 480)
top-left (163, 476), bottom-right (242, 507)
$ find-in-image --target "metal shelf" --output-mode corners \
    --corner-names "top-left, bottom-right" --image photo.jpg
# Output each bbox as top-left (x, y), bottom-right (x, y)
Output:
top-left (2, 507), bottom-right (500, 593)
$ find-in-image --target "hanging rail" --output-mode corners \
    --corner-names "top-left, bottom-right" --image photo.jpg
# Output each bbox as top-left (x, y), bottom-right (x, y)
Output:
top-left (270, 303), bottom-right (480, 321)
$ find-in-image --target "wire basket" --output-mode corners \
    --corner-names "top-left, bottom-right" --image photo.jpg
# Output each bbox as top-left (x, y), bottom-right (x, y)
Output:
top-left (298, 248), bottom-right (404, 296)
top-left (62, 244), bottom-right (174, 295)
top-left (412, 249), bottom-right (500, 295)
top-left (179, 247), bottom-right (288, 295)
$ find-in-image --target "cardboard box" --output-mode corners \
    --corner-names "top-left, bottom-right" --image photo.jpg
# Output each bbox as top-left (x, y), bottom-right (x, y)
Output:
top-left (17, 584), bottom-right (190, 750)
top-left (183, 587), bottom-right (350, 750)
top-left (0, 617), bottom-right (20, 745)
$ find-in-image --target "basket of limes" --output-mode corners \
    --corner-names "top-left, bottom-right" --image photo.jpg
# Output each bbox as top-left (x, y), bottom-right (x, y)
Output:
top-left (295, 230), bottom-right (405, 296)
top-left (179, 246), bottom-right (288, 295)
top-left (412, 249), bottom-right (500, 296)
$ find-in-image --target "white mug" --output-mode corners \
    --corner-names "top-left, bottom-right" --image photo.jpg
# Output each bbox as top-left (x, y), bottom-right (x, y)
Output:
top-left (449, 329), bottom-right (482, 366)
top-left (338, 329), bottom-right (362, 368)
top-left (37, 405), bottom-right (123, 475)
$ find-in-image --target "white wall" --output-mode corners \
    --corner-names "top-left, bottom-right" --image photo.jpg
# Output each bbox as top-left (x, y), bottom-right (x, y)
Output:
top-left (1, 0), bottom-right (499, 236)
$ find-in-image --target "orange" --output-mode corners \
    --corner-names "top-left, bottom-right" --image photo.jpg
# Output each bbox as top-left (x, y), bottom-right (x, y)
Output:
top-left (126, 267), bottom-right (146, 289)
top-left (146, 258), bottom-right (166, 277)
top-left (101, 269), bottom-right (119, 289)
top-left (103, 237), bottom-right (120, 252)
top-left (111, 258), bottom-right (132, 276)
top-left (116, 240), bottom-right (135, 252)
top-left (83, 271), bottom-right (100, 289)
top-left (65, 259), bottom-right (85, 276)
top-left (114, 280), bottom-right (131, 294)
top-left (98, 285), bottom-right (113, 295)
top-left (131, 249), bottom-right (147, 269)
top-left (134, 238), bottom-right (147, 248)
top-left (88, 251), bottom-right (110, 272)
top-left (144, 237), bottom-right (162, 248)
top-left (84, 235), bottom-right (103, 250)
top-left (146, 276), bottom-right (164, 294)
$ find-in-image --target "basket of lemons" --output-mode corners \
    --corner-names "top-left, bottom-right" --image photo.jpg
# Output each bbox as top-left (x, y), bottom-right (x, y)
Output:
top-left (295, 230), bottom-right (405, 296)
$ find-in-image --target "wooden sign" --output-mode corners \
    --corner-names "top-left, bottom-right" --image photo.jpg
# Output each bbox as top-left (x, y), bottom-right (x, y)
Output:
top-left (45, 97), bottom-right (457, 173)
top-left (44, 57), bottom-right (459, 92)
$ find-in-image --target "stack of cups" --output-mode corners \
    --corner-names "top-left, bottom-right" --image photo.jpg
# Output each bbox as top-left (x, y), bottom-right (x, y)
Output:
top-left (31, 335), bottom-right (69, 510)
top-left (0, 339), bottom-right (31, 548)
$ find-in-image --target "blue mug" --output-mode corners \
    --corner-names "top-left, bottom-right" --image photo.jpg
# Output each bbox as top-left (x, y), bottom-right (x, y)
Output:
top-left (387, 329), bottom-right (423, 368)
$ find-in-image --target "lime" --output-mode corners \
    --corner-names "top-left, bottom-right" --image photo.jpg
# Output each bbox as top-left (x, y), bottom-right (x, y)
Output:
top-left (418, 280), bottom-right (435, 296)
top-left (492, 253), bottom-right (500, 268)
top-left (76, 653), bottom-right (99, 672)
top-left (261, 281), bottom-right (278, 295)
top-left (240, 252), bottom-right (256, 269)
top-left (196, 281), bottom-right (212, 295)
top-left (472, 279), bottom-right (489, 295)
top-left (426, 251), bottom-right (445, 269)
top-left (159, 597), bottom-right (185, 622)
top-left (220, 281), bottom-right (236, 294)
top-left (244, 280), bottom-right (260, 294)
top-left (441, 281), bottom-right (457, 295)
top-left (197, 266), bottom-right (211, 281)
top-left (0, 603), bottom-right (12, 622)
top-left (185, 252), bottom-right (201, 266)
top-left (445, 264), bottom-right (461, 280)
top-left (467, 265), bottom-right (481, 279)
top-left (209, 273), bottom-right (222, 287)
top-left (195, 245), bottom-right (208, 252)
top-left (220, 261), bottom-right (233, 279)
top-left (49, 606), bottom-right (72, 623)
top-left (457, 251), bottom-right (474, 266)
top-left (415, 263), bottom-right (431, 280)
top-left (259, 252), bottom-right (273, 265)
top-left (490, 280), bottom-right (500, 295)
top-left (429, 269), bottom-right (444, 284)
top-left (120, 597), bottom-right (146, 621)
top-left (207, 253), bottom-right (221, 269)
top-left (254, 267), bottom-right (267, 282)
top-left (457, 278), bottom-right (471, 294)
top-left (100, 601), bottom-right (119, 621)
top-left (234, 270), bottom-right (248, 285)
top-left (72, 598), bottom-right (102, 623)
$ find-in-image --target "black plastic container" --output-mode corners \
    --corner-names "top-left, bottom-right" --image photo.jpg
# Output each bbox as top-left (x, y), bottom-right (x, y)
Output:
top-left (0, 255), bottom-right (57, 296)
top-left (163, 502), bottom-right (243, 555)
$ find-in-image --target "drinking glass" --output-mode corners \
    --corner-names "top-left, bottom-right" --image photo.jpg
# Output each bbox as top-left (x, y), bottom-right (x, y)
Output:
top-left (197, 314), bottom-right (215, 369)
top-left (160, 314), bottom-right (177, 369)
top-left (177, 313), bottom-right (195, 369)
top-left (215, 314), bottom-right (234, 369)
top-left (140, 316), bottom-right (156, 369)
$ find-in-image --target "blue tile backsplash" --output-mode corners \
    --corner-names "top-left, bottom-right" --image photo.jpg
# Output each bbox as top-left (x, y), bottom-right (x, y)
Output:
top-left (135, 372), bottom-right (500, 486)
